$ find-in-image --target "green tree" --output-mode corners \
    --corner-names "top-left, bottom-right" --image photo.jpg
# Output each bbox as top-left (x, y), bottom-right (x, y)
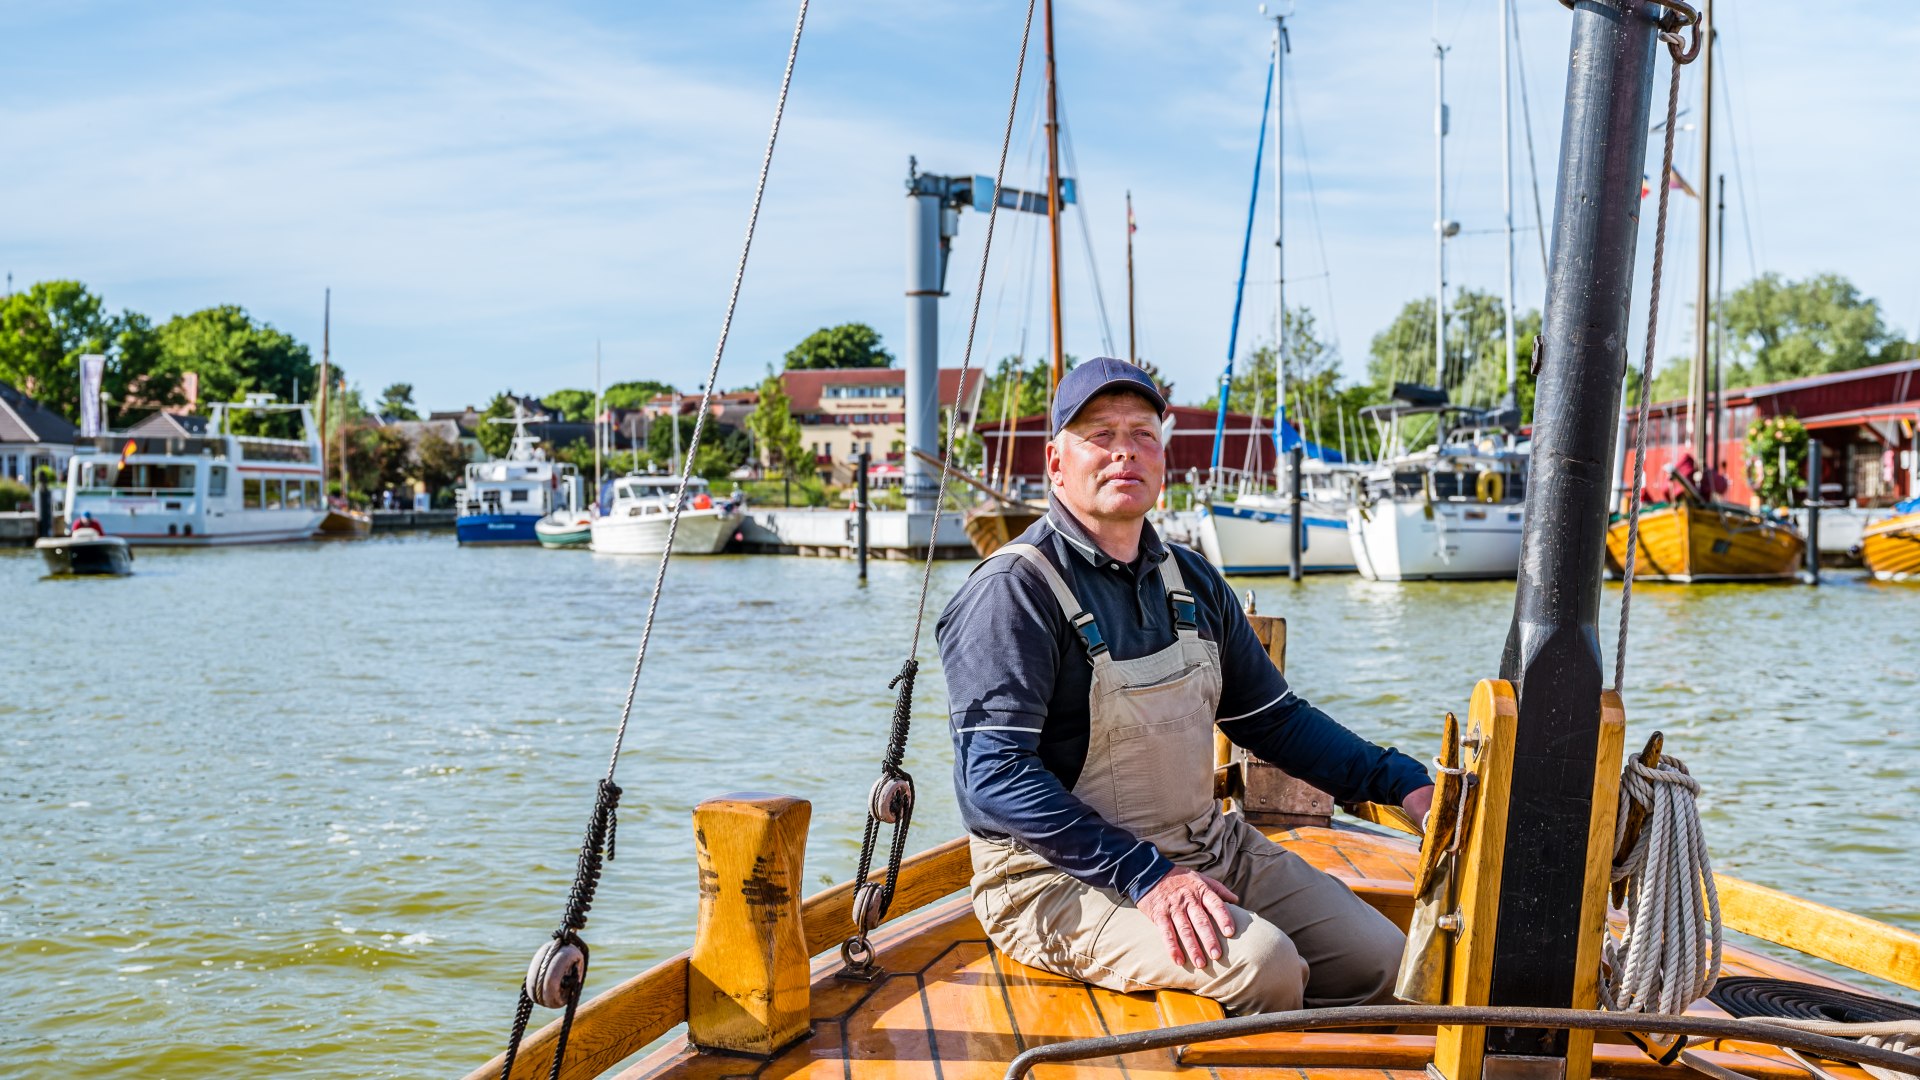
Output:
top-left (1366, 290), bottom-right (1537, 411)
top-left (1721, 272), bottom-right (1896, 385)
top-left (344, 424), bottom-right (413, 496)
top-left (544, 388), bottom-right (595, 421)
top-left (155, 305), bottom-right (313, 435)
top-left (409, 426), bottom-right (467, 499)
top-left (783, 322), bottom-right (892, 370)
top-left (745, 372), bottom-right (811, 475)
top-left (378, 382), bottom-right (420, 420)
top-left (474, 393), bottom-right (518, 459)
top-left (1745, 414), bottom-right (1808, 508)
top-left (602, 380), bottom-right (675, 410)
top-left (0, 280), bottom-right (172, 421)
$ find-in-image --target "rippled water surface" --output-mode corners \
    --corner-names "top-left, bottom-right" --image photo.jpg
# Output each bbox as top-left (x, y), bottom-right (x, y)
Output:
top-left (2, 535), bottom-right (1915, 1077)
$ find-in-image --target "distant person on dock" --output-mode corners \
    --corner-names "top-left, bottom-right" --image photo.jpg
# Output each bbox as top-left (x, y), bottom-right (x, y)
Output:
top-left (937, 357), bottom-right (1435, 1016)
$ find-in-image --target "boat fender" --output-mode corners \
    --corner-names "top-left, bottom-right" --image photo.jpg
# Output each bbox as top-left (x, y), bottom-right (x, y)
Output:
top-left (525, 935), bottom-right (589, 1010)
top-left (1477, 471), bottom-right (1504, 504)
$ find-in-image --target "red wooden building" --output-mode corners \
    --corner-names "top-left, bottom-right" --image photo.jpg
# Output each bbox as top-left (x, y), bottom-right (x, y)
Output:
top-left (1624, 357), bottom-right (1920, 507)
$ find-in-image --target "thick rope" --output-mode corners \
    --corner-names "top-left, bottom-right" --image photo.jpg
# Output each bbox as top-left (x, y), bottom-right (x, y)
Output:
top-left (839, 0), bottom-right (1038, 974)
top-left (1603, 754), bottom-right (1722, 1018)
top-left (1614, 7), bottom-right (1700, 694)
top-left (605, 0), bottom-right (810, 781)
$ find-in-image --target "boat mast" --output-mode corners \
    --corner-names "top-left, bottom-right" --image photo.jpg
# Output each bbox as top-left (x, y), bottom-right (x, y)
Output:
top-left (1501, 0), bottom-right (1518, 412)
top-left (1125, 191), bottom-right (1136, 365)
top-left (1043, 0), bottom-right (1065, 398)
top-left (594, 340), bottom-right (603, 500)
top-left (1491, 3), bottom-right (1666, 1073)
top-left (1688, 0), bottom-right (1714, 482)
top-left (1270, 9), bottom-right (1288, 466)
top-left (318, 288), bottom-right (331, 485)
top-left (1434, 41), bottom-right (1450, 388)
top-left (1713, 173), bottom-right (1726, 485)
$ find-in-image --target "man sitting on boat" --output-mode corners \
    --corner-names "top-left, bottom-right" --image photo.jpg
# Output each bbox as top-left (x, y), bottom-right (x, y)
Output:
top-left (938, 357), bottom-right (1435, 1015)
top-left (70, 511), bottom-right (104, 536)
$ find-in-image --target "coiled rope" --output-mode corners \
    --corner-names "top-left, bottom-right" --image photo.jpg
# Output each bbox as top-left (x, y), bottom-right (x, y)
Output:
top-left (1603, 755), bottom-right (1721, 1019)
top-left (838, 0), bottom-right (1039, 978)
top-left (496, 1), bottom-right (810, 1074)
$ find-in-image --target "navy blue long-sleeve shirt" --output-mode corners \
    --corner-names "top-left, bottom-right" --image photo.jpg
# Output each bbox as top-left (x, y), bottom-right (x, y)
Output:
top-left (936, 497), bottom-right (1430, 903)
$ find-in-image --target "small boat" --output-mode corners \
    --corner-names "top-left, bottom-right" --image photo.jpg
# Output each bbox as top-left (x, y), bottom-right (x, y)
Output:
top-left (536, 472), bottom-right (595, 548)
top-left (61, 394), bottom-right (328, 546)
top-left (589, 474), bottom-right (740, 555)
top-left (317, 503), bottom-right (371, 537)
top-left (1605, 498), bottom-right (1805, 582)
top-left (1860, 496), bottom-right (1920, 580)
top-left (963, 502), bottom-right (1045, 558)
top-left (455, 408), bottom-right (578, 546)
top-left (35, 532), bottom-right (133, 576)
top-left (1348, 398), bottom-right (1527, 582)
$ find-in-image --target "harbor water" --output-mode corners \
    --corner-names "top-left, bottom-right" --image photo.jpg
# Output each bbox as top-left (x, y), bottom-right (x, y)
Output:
top-left (2, 535), bottom-right (1915, 1077)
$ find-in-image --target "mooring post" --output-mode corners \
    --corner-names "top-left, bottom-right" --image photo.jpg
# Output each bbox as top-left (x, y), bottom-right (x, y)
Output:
top-left (1477, 3), bottom-right (1664, 1079)
top-left (33, 475), bottom-right (52, 538)
top-left (1805, 439), bottom-right (1821, 584)
top-left (1287, 444), bottom-right (1304, 581)
top-left (688, 793), bottom-right (812, 1057)
top-left (856, 450), bottom-right (870, 580)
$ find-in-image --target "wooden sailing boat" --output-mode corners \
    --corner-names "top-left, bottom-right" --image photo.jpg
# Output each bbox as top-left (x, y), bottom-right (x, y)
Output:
top-left (1605, 3), bottom-right (1802, 583)
top-left (470, 6), bottom-right (1920, 1080)
top-left (315, 288), bottom-right (372, 537)
top-left (961, 0), bottom-right (1069, 560)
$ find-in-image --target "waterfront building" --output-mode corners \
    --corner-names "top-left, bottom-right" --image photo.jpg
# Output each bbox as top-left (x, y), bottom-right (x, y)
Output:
top-left (775, 367), bottom-right (982, 483)
top-left (0, 381), bottom-right (79, 484)
top-left (978, 404), bottom-right (1297, 488)
top-left (1621, 357), bottom-right (1920, 509)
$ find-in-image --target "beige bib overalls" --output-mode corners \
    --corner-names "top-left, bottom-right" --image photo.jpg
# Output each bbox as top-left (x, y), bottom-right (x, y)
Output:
top-left (967, 543), bottom-right (1405, 1014)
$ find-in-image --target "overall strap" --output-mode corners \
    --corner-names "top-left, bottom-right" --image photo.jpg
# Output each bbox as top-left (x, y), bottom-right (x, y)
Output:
top-left (995, 543), bottom-right (1109, 659)
top-left (1156, 548), bottom-right (1202, 636)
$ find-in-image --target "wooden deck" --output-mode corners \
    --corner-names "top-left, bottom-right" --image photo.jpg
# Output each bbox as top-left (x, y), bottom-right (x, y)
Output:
top-left (616, 823), bottom-right (1877, 1080)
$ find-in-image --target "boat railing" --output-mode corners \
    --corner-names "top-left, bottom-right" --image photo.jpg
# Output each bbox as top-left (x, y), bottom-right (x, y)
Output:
top-left (236, 438), bottom-right (316, 464)
top-left (74, 486), bottom-right (195, 499)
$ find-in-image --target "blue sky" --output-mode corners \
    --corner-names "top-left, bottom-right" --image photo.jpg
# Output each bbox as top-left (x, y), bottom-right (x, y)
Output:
top-left (2, 1), bottom-right (1916, 412)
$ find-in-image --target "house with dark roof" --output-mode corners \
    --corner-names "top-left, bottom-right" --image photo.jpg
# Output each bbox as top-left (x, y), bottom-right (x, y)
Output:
top-left (0, 382), bottom-right (80, 483)
top-left (774, 367), bottom-right (983, 481)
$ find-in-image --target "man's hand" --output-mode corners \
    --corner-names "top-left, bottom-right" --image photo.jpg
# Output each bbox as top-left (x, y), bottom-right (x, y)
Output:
top-left (1137, 866), bottom-right (1239, 968)
top-left (1403, 784), bottom-right (1436, 831)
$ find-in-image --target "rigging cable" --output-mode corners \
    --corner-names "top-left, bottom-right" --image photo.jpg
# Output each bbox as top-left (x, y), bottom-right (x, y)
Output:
top-left (1055, 100), bottom-right (1120, 359)
top-left (1712, 28), bottom-right (1763, 281)
top-left (1509, 0), bottom-right (1551, 281)
top-left (836, 0), bottom-right (1040, 980)
top-left (492, 2), bottom-right (811, 1076)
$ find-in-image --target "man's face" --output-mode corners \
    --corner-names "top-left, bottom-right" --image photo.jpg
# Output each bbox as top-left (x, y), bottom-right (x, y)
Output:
top-left (1046, 390), bottom-right (1165, 525)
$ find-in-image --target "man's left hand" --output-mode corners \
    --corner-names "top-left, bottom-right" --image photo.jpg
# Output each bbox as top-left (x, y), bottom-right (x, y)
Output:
top-left (1402, 784), bottom-right (1436, 832)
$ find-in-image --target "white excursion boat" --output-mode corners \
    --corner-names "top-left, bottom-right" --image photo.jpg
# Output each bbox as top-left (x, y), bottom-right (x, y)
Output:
top-left (1348, 398), bottom-right (1529, 582)
top-left (590, 474), bottom-right (741, 556)
top-left (1191, 462), bottom-right (1362, 575)
top-left (62, 395), bottom-right (328, 546)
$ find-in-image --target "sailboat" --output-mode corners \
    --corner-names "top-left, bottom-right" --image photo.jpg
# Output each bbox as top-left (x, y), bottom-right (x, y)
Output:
top-left (961, 2), bottom-right (1071, 560)
top-left (1604, 0), bottom-right (1804, 583)
top-left (1191, 13), bottom-right (1359, 577)
top-left (1860, 494), bottom-right (1920, 580)
top-left (468, 5), bottom-right (1920, 1080)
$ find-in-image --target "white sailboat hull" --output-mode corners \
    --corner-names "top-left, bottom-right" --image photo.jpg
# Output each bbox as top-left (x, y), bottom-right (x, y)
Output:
top-left (1348, 498), bottom-right (1525, 581)
top-left (590, 508), bottom-right (741, 555)
top-left (1194, 500), bottom-right (1356, 575)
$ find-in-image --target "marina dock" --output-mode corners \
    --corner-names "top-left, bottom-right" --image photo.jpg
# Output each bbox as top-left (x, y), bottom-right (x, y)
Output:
top-left (736, 507), bottom-right (973, 559)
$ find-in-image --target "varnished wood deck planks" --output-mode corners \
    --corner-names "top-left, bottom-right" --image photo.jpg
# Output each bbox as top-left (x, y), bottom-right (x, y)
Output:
top-left (619, 824), bottom-right (1881, 1080)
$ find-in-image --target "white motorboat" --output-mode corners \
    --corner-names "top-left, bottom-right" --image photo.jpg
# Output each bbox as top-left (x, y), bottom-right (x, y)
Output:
top-left (1348, 398), bottom-right (1528, 582)
top-left (62, 394), bottom-right (327, 546)
top-left (535, 473), bottom-right (594, 548)
top-left (590, 474), bottom-right (742, 556)
top-left (1190, 462), bottom-right (1362, 575)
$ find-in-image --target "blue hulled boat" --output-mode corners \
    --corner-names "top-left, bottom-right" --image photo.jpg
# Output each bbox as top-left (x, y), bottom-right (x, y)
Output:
top-left (455, 408), bottom-right (576, 546)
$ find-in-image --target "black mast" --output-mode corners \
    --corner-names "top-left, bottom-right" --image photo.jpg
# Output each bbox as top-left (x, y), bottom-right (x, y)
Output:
top-left (1491, 0), bottom-right (1668, 1066)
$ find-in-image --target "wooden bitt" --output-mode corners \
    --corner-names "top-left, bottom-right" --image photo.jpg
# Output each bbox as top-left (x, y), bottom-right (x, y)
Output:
top-left (688, 792), bottom-right (811, 1057)
top-left (1611, 731), bottom-right (1663, 907)
top-left (1433, 679), bottom-right (1519, 1080)
top-left (1238, 612), bottom-right (1337, 827)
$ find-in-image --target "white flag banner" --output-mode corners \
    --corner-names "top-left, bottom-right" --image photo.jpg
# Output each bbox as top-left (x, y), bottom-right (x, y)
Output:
top-left (78, 353), bottom-right (106, 436)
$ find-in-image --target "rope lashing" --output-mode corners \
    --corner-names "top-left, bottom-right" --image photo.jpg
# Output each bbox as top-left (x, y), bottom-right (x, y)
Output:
top-left (838, 0), bottom-right (1039, 977)
top-left (495, 0), bottom-right (809, 1073)
top-left (1615, 0), bottom-right (1702, 694)
top-left (1604, 754), bottom-right (1721, 1018)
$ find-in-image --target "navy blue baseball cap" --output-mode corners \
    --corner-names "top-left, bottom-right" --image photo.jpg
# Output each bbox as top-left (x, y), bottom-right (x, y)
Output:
top-left (1051, 357), bottom-right (1168, 433)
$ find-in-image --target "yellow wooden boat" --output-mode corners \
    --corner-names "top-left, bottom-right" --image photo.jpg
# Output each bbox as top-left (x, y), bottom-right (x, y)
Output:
top-left (1861, 510), bottom-right (1920, 581)
top-left (963, 503), bottom-right (1046, 558)
top-left (464, 6), bottom-right (1920, 1080)
top-left (318, 505), bottom-right (372, 537)
top-left (1605, 502), bottom-right (1804, 583)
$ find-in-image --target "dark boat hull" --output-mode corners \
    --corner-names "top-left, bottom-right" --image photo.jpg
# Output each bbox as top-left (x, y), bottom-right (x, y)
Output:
top-left (36, 535), bottom-right (134, 576)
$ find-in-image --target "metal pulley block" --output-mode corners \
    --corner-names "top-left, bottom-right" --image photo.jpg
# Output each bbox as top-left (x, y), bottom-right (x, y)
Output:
top-left (868, 774), bottom-right (914, 824)
top-left (526, 936), bottom-right (588, 1010)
